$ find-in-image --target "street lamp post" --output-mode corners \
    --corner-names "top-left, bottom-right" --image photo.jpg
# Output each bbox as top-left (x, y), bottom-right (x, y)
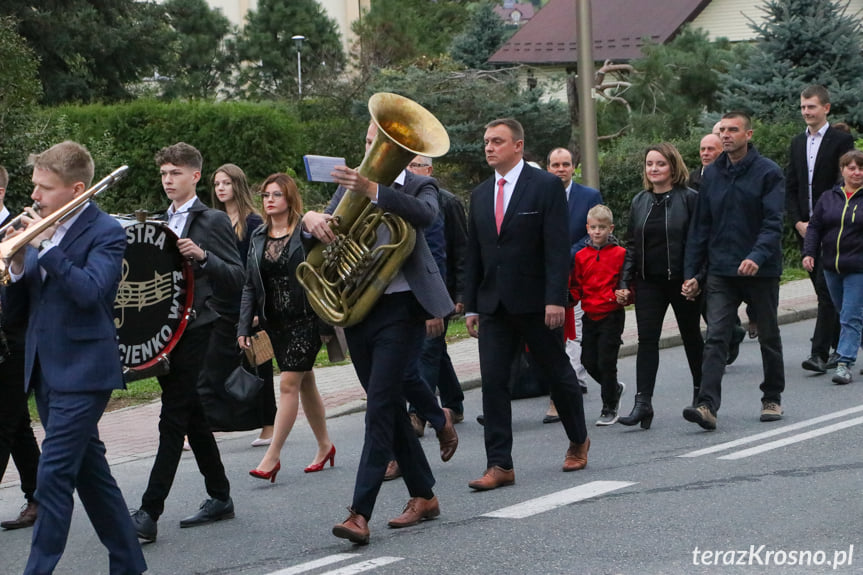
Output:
top-left (291, 35), bottom-right (305, 98)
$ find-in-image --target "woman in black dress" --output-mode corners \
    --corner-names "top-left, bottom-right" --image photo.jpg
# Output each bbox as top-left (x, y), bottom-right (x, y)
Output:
top-left (212, 163), bottom-right (275, 446)
top-left (238, 173), bottom-right (334, 481)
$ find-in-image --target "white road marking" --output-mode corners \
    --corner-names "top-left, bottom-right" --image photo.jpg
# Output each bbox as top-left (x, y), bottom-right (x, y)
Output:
top-left (266, 554), bottom-right (359, 574)
top-left (718, 415), bottom-right (863, 460)
top-left (481, 480), bottom-right (636, 519)
top-left (679, 404), bottom-right (863, 458)
top-left (319, 557), bottom-right (403, 574)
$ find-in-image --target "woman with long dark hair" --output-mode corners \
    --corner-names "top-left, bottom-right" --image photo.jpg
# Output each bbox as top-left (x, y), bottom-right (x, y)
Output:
top-left (212, 164), bottom-right (275, 446)
top-left (616, 143), bottom-right (703, 429)
top-left (238, 173), bottom-right (334, 481)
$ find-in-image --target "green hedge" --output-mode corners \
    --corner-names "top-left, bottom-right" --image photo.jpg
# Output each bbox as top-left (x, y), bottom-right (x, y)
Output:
top-left (9, 100), bottom-right (305, 215)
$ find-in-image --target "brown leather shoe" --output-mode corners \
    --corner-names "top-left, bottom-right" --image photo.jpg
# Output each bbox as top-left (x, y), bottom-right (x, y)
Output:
top-left (410, 413), bottom-right (425, 437)
top-left (468, 466), bottom-right (515, 491)
top-left (1, 501), bottom-right (38, 530)
top-left (437, 408), bottom-right (459, 462)
top-left (387, 496), bottom-right (440, 528)
top-left (562, 437), bottom-right (590, 472)
top-left (332, 508), bottom-right (369, 545)
top-left (383, 460), bottom-right (401, 481)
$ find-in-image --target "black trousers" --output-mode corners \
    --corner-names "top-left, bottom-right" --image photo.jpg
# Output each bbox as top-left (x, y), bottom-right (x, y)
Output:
top-left (0, 343), bottom-right (40, 501)
top-left (808, 250), bottom-right (840, 359)
top-left (345, 292), bottom-right (435, 520)
top-left (581, 309), bottom-right (625, 406)
top-left (478, 309), bottom-right (587, 470)
top-left (141, 321), bottom-right (230, 520)
top-left (698, 275), bottom-right (785, 413)
top-left (634, 278), bottom-right (703, 397)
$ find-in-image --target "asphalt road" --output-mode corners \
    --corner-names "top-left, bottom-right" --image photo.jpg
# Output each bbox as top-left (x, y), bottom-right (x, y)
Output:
top-left (2, 317), bottom-right (862, 575)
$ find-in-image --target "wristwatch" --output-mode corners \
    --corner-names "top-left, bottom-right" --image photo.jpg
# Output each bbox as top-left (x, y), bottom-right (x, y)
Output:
top-left (38, 239), bottom-right (52, 252)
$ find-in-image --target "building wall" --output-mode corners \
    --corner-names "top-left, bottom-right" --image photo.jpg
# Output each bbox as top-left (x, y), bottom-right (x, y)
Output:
top-left (690, 0), bottom-right (863, 42)
top-left (201, 0), bottom-right (369, 56)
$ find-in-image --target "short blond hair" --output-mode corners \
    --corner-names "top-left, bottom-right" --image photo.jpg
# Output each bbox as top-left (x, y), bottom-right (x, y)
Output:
top-left (28, 141), bottom-right (94, 187)
top-left (587, 204), bottom-right (614, 225)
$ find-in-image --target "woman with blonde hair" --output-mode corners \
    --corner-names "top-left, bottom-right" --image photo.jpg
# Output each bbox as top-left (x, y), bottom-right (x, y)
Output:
top-left (238, 173), bottom-right (335, 481)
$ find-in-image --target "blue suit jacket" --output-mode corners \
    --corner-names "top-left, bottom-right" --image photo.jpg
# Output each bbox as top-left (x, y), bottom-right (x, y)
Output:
top-left (567, 182), bottom-right (602, 259)
top-left (5, 203), bottom-right (126, 392)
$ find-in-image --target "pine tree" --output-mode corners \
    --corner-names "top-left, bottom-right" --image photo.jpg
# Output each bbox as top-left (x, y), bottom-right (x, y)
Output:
top-left (230, 0), bottom-right (345, 99)
top-left (450, 2), bottom-right (511, 70)
top-left (720, 0), bottom-right (863, 126)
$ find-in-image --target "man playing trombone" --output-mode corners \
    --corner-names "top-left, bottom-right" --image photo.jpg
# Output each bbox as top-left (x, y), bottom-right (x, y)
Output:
top-left (2, 141), bottom-right (146, 574)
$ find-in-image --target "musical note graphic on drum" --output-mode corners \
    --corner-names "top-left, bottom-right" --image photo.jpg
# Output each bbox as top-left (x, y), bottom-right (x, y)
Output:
top-left (114, 259), bottom-right (174, 329)
top-left (112, 219), bottom-right (194, 382)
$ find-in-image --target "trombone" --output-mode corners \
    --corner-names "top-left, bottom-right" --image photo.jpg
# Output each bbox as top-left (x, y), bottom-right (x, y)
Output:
top-left (0, 166), bottom-right (129, 285)
top-left (0, 202), bottom-right (41, 238)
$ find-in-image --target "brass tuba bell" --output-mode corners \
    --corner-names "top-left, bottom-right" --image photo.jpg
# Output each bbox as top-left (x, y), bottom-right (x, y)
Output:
top-left (296, 93), bottom-right (450, 327)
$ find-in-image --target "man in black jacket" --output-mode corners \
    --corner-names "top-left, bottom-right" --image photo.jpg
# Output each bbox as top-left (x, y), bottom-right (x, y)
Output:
top-left (0, 165), bottom-right (41, 531)
top-left (130, 143), bottom-right (244, 542)
top-left (787, 85), bottom-right (855, 374)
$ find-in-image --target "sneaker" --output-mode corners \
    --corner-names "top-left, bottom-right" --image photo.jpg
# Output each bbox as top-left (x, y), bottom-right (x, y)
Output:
top-left (832, 363), bottom-right (853, 385)
top-left (760, 400), bottom-right (783, 422)
top-left (596, 406), bottom-right (618, 426)
top-left (682, 404), bottom-right (717, 430)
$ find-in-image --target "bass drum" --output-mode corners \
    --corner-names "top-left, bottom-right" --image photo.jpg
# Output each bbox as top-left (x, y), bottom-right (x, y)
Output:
top-left (112, 218), bottom-right (194, 382)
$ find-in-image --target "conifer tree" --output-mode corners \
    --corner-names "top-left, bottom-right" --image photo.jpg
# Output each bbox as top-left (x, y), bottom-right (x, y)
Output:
top-left (720, 0), bottom-right (863, 126)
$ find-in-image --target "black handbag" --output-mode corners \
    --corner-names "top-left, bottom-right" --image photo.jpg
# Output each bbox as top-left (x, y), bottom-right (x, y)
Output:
top-left (224, 364), bottom-right (264, 403)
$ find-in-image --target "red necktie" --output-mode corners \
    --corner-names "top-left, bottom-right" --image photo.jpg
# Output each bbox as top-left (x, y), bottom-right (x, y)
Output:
top-left (495, 178), bottom-right (505, 234)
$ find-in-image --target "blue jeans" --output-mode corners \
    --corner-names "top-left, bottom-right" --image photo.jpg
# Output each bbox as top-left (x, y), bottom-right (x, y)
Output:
top-left (823, 270), bottom-right (863, 366)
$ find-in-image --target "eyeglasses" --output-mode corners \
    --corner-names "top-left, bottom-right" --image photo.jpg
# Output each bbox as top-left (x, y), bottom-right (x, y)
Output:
top-left (408, 162), bottom-right (431, 169)
top-left (259, 192), bottom-right (284, 199)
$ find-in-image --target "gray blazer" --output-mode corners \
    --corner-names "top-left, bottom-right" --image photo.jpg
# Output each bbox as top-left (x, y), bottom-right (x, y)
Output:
top-left (324, 171), bottom-right (454, 319)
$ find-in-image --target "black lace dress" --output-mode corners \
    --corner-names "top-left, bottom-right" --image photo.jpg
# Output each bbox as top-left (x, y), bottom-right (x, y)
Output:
top-left (261, 233), bottom-right (320, 372)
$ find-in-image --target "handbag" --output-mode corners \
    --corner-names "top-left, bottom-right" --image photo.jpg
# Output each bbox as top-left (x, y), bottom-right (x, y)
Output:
top-left (224, 364), bottom-right (265, 403)
top-left (244, 330), bottom-right (275, 366)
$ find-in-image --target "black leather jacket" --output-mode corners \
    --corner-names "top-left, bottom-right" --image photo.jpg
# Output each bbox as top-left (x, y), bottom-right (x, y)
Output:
top-left (237, 219), bottom-right (311, 338)
top-left (620, 185), bottom-right (700, 288)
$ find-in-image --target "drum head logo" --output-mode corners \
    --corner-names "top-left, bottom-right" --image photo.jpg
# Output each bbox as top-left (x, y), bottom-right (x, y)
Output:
top-left (113, 222), bottom-right (193, 374)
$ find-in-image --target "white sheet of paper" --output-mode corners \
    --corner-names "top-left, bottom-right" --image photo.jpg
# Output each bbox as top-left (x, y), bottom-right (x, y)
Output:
top-left (303, 155), bottom-right (347, 183)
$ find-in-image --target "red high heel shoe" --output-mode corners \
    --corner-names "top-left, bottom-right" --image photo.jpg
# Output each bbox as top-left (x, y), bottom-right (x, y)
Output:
top-left (304, 445), bottom-right (336, 473)
top-left (249, 460), bottom-right (281, 483)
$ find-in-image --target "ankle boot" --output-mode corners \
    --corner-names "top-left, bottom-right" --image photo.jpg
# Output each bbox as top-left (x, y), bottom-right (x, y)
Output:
top-left (692, 386), bottom-right (701, 407)
top-left (618, 394), bottom-right (654, 429)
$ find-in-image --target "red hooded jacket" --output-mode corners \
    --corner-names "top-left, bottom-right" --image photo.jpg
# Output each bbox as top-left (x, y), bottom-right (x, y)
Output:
top-left (570, 239), bottom-right (627, 321)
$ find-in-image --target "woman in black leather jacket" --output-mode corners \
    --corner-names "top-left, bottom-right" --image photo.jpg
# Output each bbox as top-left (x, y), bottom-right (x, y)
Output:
top-left (616, 143), bottom-right (703, 429)
top-left (238, 173), bottom-right (335, 481)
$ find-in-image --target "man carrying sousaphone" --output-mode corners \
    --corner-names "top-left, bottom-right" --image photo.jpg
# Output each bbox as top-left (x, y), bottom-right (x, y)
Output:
top-left (303, 101), bottom-right (457, 544)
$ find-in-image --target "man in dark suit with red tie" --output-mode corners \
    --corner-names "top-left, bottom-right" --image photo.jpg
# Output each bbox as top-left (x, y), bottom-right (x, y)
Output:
top-left (464, 118), bottom-right (590, 491)
top-left (787, 85), bottom-right (855, 374)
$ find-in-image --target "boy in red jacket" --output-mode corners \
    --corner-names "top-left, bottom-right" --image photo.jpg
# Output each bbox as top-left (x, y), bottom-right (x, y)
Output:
top-left (570, 204), bottom-right (628, 425)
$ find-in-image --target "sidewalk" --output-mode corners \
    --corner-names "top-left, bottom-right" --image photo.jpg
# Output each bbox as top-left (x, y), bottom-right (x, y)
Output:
top-left (0, 279), bottom-right (818, 490)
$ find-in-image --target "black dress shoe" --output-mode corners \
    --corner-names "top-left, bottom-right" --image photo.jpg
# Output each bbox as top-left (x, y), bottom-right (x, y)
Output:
top-left (801, 355), bottom-right (827, 374)
top-left (179, 497), bottom-right (234, 528)
top-left (129, 509), bottom-right (157, 542)
top-left (476, 414), bottom-right (485, 426)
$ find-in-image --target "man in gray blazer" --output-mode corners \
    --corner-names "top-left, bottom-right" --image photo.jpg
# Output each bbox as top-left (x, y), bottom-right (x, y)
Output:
top-left (304, 122), bottom-right (456, 545)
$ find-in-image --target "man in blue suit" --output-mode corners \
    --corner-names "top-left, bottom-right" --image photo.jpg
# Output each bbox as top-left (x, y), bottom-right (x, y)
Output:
top-left (4, 141), bottom-right (146, 574)
top-left (546, 147), bottom-right (601, 412)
